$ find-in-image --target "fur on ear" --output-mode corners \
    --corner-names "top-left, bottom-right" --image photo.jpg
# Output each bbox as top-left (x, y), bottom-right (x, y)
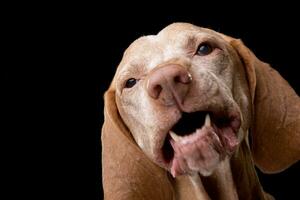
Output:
top-left (228, 39), bottom-right (300, 173)
top-left (101, 88), bottom-right (174, 200)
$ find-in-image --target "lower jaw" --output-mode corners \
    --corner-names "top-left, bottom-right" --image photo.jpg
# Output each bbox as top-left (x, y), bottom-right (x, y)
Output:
top-left (161, 125), bottom-right (239, 177)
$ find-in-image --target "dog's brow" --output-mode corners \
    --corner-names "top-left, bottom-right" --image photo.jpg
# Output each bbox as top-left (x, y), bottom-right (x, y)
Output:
top-left (118, 61), bottom-right (146, 79)
top-left (184, 36), bottom-right (197, 50)
top-left (130, 61), bottom-right (146, 71)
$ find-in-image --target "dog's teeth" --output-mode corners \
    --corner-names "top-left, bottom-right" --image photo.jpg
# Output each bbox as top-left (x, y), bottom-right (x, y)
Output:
top-left (169, 131), bottom-right (182, 142)
top-left (205, 114), bottom-right (211, 127)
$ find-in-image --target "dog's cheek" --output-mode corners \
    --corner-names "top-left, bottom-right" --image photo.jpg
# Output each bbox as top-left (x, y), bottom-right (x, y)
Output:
top-left (116, 88), bottom-right (157, 154)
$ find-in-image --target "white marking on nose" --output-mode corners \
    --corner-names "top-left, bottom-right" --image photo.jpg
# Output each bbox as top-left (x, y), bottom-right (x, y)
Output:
top-left (188, 72), bottom-right (193, 82)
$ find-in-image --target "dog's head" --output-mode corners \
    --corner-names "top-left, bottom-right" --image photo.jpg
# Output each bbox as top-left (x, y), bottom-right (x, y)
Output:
top-left (103, 23), bottom-right (300, 179)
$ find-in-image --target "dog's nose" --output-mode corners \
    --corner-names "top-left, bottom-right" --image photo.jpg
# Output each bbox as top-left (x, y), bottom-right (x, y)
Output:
top-left (146, 64), bottom-right (192, 106)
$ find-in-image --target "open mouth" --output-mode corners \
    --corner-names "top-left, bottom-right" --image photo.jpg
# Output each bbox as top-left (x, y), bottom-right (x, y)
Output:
top-left (161, 110), bottom-right (241, 169)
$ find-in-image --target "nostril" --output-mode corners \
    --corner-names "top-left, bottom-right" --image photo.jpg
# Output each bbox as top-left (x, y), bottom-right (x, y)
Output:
top-left (174, 75), bottom-right (181, 83)
top-left (154, 85), bottom-right (162, 96)
top-left (148, 84), bottom-right (162, 99)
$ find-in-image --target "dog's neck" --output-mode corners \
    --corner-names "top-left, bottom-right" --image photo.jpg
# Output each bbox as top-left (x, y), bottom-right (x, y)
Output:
top-left (172, 140), bottom-right (270, 200)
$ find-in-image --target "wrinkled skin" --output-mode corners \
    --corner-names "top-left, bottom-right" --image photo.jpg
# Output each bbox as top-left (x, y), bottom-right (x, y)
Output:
top-left (114, 23), bottom-right (252, 177)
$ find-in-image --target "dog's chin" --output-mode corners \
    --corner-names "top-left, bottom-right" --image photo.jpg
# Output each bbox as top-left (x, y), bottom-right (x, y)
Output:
top-left (153, 110), bottom-right (241, 177)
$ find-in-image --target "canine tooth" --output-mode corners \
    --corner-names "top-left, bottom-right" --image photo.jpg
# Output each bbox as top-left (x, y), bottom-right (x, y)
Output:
top-left (169, 131), bottom-right (182, 142)
top-left (205, 114), bottom-right (211, 127)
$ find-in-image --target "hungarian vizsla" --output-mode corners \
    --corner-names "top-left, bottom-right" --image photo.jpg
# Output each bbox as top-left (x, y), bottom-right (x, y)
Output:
top-left (102, 23), bottom-right (300, 200)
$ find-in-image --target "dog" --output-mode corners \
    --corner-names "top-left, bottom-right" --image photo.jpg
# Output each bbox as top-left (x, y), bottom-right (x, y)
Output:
top-left (102, 23), bottom-right (300, 200)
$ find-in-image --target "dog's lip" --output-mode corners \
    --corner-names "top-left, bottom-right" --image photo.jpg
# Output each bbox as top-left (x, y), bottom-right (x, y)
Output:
top-left (155, 108), bottom-right (241, 168)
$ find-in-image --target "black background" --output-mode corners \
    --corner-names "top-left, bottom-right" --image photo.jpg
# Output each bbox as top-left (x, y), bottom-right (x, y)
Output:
top-left (5, 4), bottom-right (299, 200)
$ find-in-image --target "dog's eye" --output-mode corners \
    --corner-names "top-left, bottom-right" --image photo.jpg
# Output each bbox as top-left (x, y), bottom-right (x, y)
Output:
top-left (125, 78), bottom-right (137, 88)
top-left (196, 43), bottom-right (213, 56)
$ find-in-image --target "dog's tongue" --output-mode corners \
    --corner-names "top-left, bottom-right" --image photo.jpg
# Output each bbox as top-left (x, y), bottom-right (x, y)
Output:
top-left (169, 121), bottom-right (238, 177)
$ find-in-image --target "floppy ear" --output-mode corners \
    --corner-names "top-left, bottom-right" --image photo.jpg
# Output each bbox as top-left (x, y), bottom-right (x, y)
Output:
top-left (228, 38), bottom-right (300, 173)
top-left (101, 87), bottom-right (174, 200)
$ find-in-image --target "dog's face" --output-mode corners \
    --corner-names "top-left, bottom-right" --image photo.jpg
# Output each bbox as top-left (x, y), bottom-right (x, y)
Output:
top-left (114, 23), bottom-right (252, 177)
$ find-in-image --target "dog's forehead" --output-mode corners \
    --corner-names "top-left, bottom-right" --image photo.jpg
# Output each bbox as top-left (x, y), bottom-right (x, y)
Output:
top-left (116, 23), bottom-right (220, 75)
top-left (126, 23), bottom-right (212, 53)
